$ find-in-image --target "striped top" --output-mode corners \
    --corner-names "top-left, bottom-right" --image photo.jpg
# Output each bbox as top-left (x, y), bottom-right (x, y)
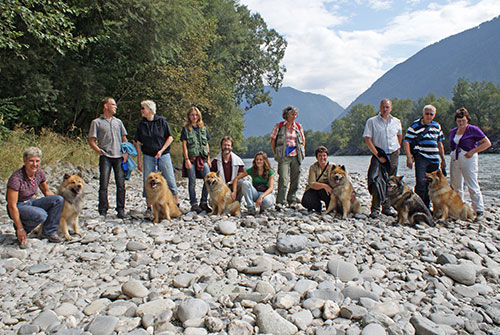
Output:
top-left (403, 118), bottom-right (444, 163)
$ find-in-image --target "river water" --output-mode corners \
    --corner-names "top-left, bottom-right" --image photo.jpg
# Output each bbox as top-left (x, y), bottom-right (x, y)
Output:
top-left (244, 154), bottom-right (500, 204)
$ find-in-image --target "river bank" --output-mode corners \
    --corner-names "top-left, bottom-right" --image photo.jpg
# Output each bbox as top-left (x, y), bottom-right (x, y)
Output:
top-left (0, 165), bottom-right (499, 334)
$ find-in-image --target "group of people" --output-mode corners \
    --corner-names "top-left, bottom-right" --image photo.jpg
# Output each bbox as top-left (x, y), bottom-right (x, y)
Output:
top-left (6, 97), bottom-right (491, 247)
top-left (363, 99), bottom-right (491, 220)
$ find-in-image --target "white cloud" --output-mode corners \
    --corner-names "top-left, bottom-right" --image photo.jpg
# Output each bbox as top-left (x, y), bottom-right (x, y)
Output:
top-left (240, 0), bottom-right (500, 107)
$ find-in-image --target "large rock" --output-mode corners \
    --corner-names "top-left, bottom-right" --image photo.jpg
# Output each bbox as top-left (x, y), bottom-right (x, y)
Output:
top-left (328, 259), bottom-right (359, 282)
top-left (254, 304), bottom-right (298, 335)
top-left (441, 262), bottom-right (476, 285)
top-left (410, 315), bottom-right (445, 335)
top-left (276, 234), bottom-right (308, 253)
top-left (86, 315), bottom-right (118, 335)
top-left (176, 299), bottom-right (209, 322)
top-left (122, 279), bottom-right (149, 298)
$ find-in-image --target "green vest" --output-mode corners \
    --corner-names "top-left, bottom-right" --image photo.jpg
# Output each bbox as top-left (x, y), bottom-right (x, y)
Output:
top-left (185, 126), bottom-right (209, 158)
top-left (275, 121), bottom-right (305, 164)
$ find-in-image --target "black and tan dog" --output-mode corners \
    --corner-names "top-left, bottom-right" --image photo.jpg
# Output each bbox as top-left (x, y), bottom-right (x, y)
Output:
top-left (426, 169), bottom-right (474, 222)
top-left (325, 164), bottom-right (361, 219)
top-left (386, 176), bottom-right (433, 227)
top-left (204, 171), bottom-right (240, 216)
top-left (146, 172), bottom-right (181, 223)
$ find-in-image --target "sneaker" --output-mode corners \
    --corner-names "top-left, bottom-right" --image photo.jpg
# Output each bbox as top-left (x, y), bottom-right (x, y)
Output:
top-left (275, 203), bottom-right (284, 211)
top-left (247, 208), bottom-right (257, 216)
top-left (475, 211), bottom-right (484, 222)
top-left (381, 208), bottom-right (396, 217)
top-left (42, 233), bottom-right (61, 243)
top-left (191, 204), bottom-right (202, 213)
top-left (117, 209), bottom-right (126, 219)
top-left (200, 203), bottom-right (211, 213)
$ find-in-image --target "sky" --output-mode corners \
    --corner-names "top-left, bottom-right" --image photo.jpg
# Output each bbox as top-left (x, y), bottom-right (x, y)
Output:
top-left (238, 0), bottom-right (500, 107)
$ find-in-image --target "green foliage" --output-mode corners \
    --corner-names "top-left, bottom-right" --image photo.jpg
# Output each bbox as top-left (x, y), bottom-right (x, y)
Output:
top-left (0, 129), bottom-right (97, 181)
top-left (0, 0), bottom-right (287, 152)
top-left (243, 78), bottom-right (499, 157)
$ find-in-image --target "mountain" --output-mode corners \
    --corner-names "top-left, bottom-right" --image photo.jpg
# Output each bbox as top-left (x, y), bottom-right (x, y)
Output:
top-left (242, 86), bottom-right (344, 137)
top-left (345, 15), bottom-right (500, 113)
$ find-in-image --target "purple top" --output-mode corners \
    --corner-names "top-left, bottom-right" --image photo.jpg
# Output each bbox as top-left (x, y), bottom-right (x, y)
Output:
top-left (7, 167), bottom-right (47, 202)
top-left (449, 124), bottom-right (486, 159)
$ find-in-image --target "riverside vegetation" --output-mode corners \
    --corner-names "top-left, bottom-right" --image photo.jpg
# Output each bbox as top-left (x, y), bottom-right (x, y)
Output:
top-left (0, 132), bottom-right (500, 334)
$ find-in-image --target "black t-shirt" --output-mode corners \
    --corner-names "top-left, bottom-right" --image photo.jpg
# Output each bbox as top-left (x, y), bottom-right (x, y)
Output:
top-left (135, 115), bottom-right (173, 156)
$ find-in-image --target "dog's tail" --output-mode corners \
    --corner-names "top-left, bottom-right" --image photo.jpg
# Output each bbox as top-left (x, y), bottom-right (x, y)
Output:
top-left (412, 213), bottom-right (434, 227)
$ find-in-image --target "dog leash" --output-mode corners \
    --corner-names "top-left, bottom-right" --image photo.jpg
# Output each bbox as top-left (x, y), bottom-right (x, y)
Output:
top-left (154, 158), bottom-right (159, 172)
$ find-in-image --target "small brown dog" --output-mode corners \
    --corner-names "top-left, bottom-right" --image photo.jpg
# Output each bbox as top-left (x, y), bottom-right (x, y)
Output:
top-left (386, 175), bottom-right (434, 226)
top-left (426, 169), bottom-right (474, 221)
top-left (145, 172), bottom-right (181, 223)
top-left (325, 164), bottom-right (360, 219)
top-left (204, 171), bottom-right (240, 216)
top-left (33, 173), bottom-right (85, 240)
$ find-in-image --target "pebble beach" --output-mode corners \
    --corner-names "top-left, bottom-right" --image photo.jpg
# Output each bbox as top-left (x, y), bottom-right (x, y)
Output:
top-left (0, 165), bottom-right (499, 335)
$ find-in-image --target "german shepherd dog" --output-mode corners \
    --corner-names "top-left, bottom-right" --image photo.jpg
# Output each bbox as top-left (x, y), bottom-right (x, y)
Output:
top-left (145, 172), bottom-right (181, 223)
top-left (325, 164), bottom-right (361, 219)
top-left (33, 173), bottom-right (85, 240)
top-left (386, 176), bottom-right (434, 227)
top-left (204, 171), bottom-right (240, 216)
top-left (426, 170), bottom-right (474, 222)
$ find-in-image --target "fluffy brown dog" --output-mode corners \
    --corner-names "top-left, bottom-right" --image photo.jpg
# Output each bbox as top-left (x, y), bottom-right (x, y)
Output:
top-left (204, 171), bottom-right (240, 216)
top-left (33, 173), bottom-right (85, 240)
top-left (145, 172), bottom-right (181, 223)
top-left (325, 164), bottom-right (360, 219)
top-left (386, 176), bottom-right (434, 227)
top-left (426, 169), bottom-right (474, 221)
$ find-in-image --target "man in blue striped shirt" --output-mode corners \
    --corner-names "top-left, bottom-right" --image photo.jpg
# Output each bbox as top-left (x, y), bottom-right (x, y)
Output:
top-left (402, 105), bottom-right (446, 209)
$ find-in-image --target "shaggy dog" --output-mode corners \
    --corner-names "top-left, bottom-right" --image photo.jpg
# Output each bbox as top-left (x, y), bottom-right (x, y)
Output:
top-left (145, 172), bottom-right (181, 223)
top-left (386, 175), bottom-right (434, 227)
top-left (204, 171), bottom-right (240, 216)
top-left (325, 164), bottom-right (360, 219)
top-left (426, 169), bottom-right (474, 222)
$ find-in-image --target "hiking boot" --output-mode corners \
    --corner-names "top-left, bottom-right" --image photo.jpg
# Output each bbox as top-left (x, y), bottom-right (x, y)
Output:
top-left (191, 204), bottom-right (202, 213)
top-left (117, 209), bottom-right (126, 219)
top-left (275, 203), bottom-right (284, 211)
top-left (200, 203), bottom-right (211, 213)
top-left (42, 233), bottom-right (61, 243)
top-left (475, 211), bottom-right (484, 222)
top-left (369, 211), bottom-right (380, 219)
top-left (247, 208), bottom-right (257, 216)
top-left (381, 208), bottom-right (396, 217)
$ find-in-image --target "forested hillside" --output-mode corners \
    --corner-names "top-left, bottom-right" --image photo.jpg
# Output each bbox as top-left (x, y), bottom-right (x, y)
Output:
top-left (242, 79), bottom-right (500, 158)
top-left (0, 0), bottom-right (287, 148)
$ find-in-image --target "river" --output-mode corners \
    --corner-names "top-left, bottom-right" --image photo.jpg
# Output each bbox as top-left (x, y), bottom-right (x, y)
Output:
top-left (244, 154), bottom-right (500, 204)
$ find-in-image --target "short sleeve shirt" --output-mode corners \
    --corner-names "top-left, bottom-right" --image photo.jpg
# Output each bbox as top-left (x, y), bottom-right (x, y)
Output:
top-left (135, 115), bottom-right (173, 156)
top-left (89, 116), bottom-right (128, 158)
top-left (363, 114), bottom-right (402, 154)
top-left (7, 167), bottom-right (46, 202)
top-left (246, 167), bottom-right (274, 187)
top-left (270, 122), bottom-right (305, 157)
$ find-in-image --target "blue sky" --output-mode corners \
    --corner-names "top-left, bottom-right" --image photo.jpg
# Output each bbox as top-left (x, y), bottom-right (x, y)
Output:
top-left (238, 0), bottom-right (500, 107)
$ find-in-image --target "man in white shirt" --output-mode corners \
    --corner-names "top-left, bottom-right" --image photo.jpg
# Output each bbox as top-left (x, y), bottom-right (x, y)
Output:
top-left (363, 99), bottom-right (402, 218)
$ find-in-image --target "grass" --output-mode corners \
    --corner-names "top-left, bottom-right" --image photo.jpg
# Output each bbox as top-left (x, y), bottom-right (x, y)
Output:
top-left (0, 129), bottom-right (98, 181)
top-left (0, 128), bottom-right (186, 181)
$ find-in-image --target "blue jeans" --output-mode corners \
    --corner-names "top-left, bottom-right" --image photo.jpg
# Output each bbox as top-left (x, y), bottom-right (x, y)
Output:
top-left (16, 195), bottom-right (64, 235)
top-left (241, 180), bottom-right (275, 211)
top-left (143, 154), bottom-right (178, 198)
top-left (186, 160), bottom-right (209, 205)
top-left (99, 155), bottom-right (125, 214)
top-left (414, 155), bottom-right (439, 208)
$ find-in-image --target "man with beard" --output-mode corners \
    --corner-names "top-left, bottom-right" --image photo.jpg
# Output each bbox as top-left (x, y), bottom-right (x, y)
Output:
top-left (211, 136), bottom-right (245, 201)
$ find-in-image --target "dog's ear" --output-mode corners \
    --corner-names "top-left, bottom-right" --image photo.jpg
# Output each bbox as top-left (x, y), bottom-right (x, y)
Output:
top-left (340, 165), bottom-right (346, 171)
top-left (397, 175), bottom-right (403, 181)
top-left (216, 170), bottom-right (220, 176)
top-left (77, 172), bottom-right (83, 178)
top-left (64, 173), bottom-right (71, 180)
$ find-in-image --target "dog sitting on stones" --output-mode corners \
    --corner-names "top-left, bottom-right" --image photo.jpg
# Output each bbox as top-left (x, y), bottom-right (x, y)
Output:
top-left (325, 164), bottom-right (360, 219)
